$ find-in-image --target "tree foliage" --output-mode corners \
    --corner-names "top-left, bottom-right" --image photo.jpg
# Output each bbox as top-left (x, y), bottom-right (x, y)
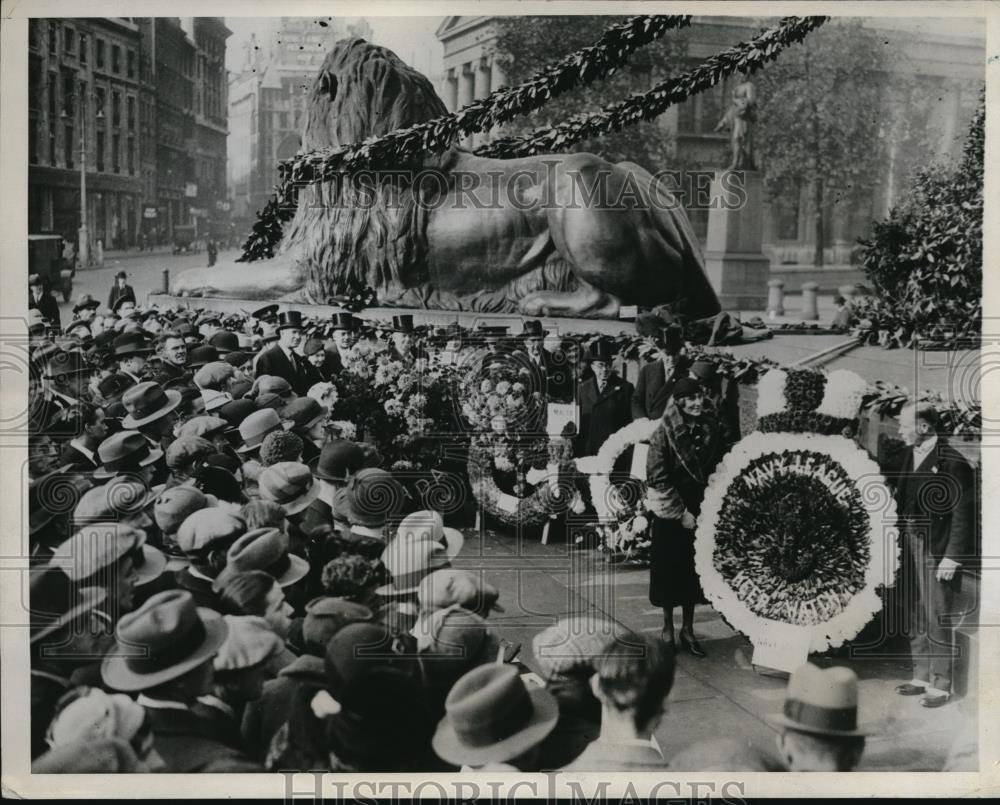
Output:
top-left (492, 16), bottom-right (691, 171)
top-left (853, 94), bottom-right (983, 347)
top-left (751, 19), bottom-right (891, 265)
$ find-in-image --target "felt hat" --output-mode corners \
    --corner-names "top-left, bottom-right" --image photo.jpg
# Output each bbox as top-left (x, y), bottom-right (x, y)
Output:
top-left (73, 294), bottom-right (101, 313)
top-left (115, 270), bottom-right (128, 280)
top-left (100, 590), bottom-right (229, 692)
top-left (213, 527), bottom-right (309, 590)
top-left (187, 344), bottom-right (220, 369)
top-left (72, 478), bottom-right (161, 527)
top-left (390, 314), bottom-right (414, 334)
top-left (690, 359), bottom-right (718, 383)
top-left (767, 663), bottom-right (867, 737)
top-left (51, 523), bottom-right (166, 587)
top-left (257, 461), bottom-right (319, 515)
top-left (175, 322), bottom-right (204, 344)
top-left (302, 597), bottom-right (375, 649)
top-left (111, 332), bottom-right (152, 358)
top-left (44, 350), bottom-right (92, 380)
top-left (333, 468), bottom-right (405, 528)
top-left (111, 295), bottom-right (137, 314)
top-left (394, 510), bottom-right (464, 560)
top-left (417, 568), bottom-right (503, 616)
top-left (29, 272), bottom-right (44, 287)
top-left (324, 621), bottom-right (418, 694)
top-left (97, 373), bottom-right (136, 403)
top-left (277, 310), bottom-right (304, 331)
top-left (223, 350), bottom-right (253, 369)
top-left (235, 408), bottom-right (288, 454)
top-left (302, 338), bottom-right (325, 358)
top-left (251, 304), bottom-right (279, 324)
top-left (376, 538), bottom-right (451, 597)
top-left (93, 431), bottom-right (164, 480)
top-left (153, 486), bottom-right (213, 537)
top-left (281, 397), bottom-right (327, 432)
top-left (193, 361), bottom-right (235, 390)
top-left (209, 331), bottom-right (240, 355)
top-left (255, 375), bottom-right (294, 398)
top-left (531, 614), bottom-right (619, 680)
top-left (308, 439), bottom-right (366, 483)
top-left (29, 566), bottom-right (106, 645)
top-left (29, 467), bottom-right (91, 536)
top-left (218, 398), bottom-right (256, 428)
top-left (192, 465), bottom-right (245, 504)
top-left (213, 615), bottom-right (284, 671)
top-left (432, 663), bottom-right (559, 766)
top-left (176, 415), bottom-right (229, 440)
top-left (121, 382), bottom-right (182, 428)
top-left (671, 376), bottom-right (703, 400)
top-left (520, 319), bottom-right (548, 339)
top-left (175, 507), bottom-right (245, 557)
top-left (165, 436), bottom-right (214, 473)
top-left (196, 311), bottom-right (222, 328)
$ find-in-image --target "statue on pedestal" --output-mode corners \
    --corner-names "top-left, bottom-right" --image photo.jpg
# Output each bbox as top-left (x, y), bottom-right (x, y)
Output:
top-left (714, 77), bottom-right (757, 171)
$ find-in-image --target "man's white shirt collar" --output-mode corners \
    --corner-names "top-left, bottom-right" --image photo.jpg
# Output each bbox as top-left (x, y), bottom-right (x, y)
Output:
top-left (912, 435), bottom-right (938, 466)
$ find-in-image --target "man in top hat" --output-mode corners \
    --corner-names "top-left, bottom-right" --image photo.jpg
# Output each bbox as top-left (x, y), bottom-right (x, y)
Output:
top-left (153, 330), bottom-right (190, 387)
top-left (107, 270), bottom-right (136, 313)
top-left (72, 293), bottom-right (101, 324)
top-left (29, 274), bottom-right (62, 330)
top-left (324, 312), bottom-right (359, 373)
top-left (387, 314), bottom-right (416, 365)
top-left (768, 663), bottom-right (867, 771)
top-left (255, 310), bottom-right (312, 395)
top-left (562, 632), bottom-right (673, 771)
top-left (99, 590), bottom-right (253, 771)
top-left (889, 401), bottom-right (976, 709)
top-left (433, 664), bottom-right (559, 772)
top-left (575, 339), bottom-right (634, 457)
top-left (111, 332), bottom-right (152, 387)
top-left (631, 314), bottom-right (689, 420)
top-left (517, 320), bottom-right (554, 396)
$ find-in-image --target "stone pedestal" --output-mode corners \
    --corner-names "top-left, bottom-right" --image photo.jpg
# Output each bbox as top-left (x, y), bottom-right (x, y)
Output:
top-left (704, 171), bottom-right (770, 310)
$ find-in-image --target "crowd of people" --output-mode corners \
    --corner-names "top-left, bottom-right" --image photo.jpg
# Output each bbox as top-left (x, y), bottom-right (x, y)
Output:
top-left (22, 284), bottom-right (974, 773)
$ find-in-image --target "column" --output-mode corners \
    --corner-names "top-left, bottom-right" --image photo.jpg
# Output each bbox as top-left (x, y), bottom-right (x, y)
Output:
top-left (459, 63), bottom-right (475, 148)
top-left (472, 58), bottom-right (491, 147)
top-left (445, 67), bottom-right (458, 112)
top-left (489, 57), bottom-right (507, 142)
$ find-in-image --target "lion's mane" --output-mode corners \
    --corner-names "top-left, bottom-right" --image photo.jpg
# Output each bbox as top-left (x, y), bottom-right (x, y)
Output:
top-left (279, 38), bottom-right (450, 301)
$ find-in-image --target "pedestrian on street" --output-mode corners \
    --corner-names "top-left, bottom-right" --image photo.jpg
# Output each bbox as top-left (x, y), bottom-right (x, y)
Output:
top-left (107, 271), bottom-right (136, 313)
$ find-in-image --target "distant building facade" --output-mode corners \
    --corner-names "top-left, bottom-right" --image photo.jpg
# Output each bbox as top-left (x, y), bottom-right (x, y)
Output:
top-left (436, 15), bottom-right (985, 266)
top-left (227, 17), bottom-right (372, 228)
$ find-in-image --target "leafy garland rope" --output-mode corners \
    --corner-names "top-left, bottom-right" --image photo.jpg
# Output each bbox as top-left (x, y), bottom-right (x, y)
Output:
top-left (238, 14), bottom-right (691, 261)
top-left (239, 15), bottom-right (827, 261)
top-left (476, 16), bottom-right (827, 159)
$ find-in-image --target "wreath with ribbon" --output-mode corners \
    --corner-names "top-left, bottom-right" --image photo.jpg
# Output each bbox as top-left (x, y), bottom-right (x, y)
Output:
top-left (694, 431), bottom-right (899, 652)
top-left (576, 418), bottom-right (661, 563)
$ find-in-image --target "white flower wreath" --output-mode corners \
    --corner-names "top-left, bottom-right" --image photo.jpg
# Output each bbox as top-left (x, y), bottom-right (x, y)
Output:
top-left (576, 417), bottom-right (660, 522)
top-left (695, 431), bottom-right (900, 652)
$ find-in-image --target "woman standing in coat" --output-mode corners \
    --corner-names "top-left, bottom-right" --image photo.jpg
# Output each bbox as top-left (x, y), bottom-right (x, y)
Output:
top-left (646, 377), bottom-right (727, 657)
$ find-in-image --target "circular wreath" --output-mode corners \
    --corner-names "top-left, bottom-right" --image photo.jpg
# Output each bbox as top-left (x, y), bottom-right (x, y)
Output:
top-left (467, 440), bottom-right (578, 527)
top-left (695, 431), bottom-right (899, 652)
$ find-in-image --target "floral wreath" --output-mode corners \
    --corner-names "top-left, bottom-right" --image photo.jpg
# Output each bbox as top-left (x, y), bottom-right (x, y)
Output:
top-left (576, 418), bottom-right (661, 562)
top-left (695, 431), bottom-right (899, 652)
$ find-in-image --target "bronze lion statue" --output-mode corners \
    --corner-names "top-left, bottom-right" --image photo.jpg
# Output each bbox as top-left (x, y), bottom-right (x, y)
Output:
top-left (173, 38), bottom-right (721, 319)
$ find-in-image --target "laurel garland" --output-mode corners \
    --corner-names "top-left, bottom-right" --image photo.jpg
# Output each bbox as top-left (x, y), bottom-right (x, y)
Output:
top-left (239, 15), bottom-right (827, 262)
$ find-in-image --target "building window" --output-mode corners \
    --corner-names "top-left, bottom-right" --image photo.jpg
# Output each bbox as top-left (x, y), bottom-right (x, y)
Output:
top-left (64, 26), bottom-right (74, 54)
top-left (112, 44), bottom-right (121, 74)
top-left (65, 125), bottom-right (75, 168)
top-left (112, 91), bottom-right (121, 127)
top-left (127, 136), bottom-right (135, 174)
top-left (96, 38), bottom-right (105, 69)
top-left (127, 96), bottom-right (135, 130)
top-left (29, 114), bottom-right (39, 164)
top-left (127, 50), bottom-right (136, 79)
top-left (96, 86), bottom-right (106, 118)
top-left (112, 133), bottom-right (120, 173)
top-left (278, 112), bottom-right (288, 130)
top-left (48, 21), bottom-right (58, 55)
top-left (62, 72), bottom-right (75, 117)
top-left (49, 128), bottom-right (57, 165)
top-left (79, 33), bottom-right (87, 64)
top-left (96, 130), bottom-right (105, 172)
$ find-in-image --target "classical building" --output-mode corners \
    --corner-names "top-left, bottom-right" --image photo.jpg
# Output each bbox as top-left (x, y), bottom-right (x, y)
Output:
top-left (435, 15), bottom-right (985, 268)
top-left (227, 17), bottom-right (372, 228)
top-left (28, 18), bottom-right (146, 251)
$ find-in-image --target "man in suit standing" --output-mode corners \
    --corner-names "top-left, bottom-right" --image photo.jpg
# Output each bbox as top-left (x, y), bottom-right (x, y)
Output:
top-left (890, 402), bottom-right (976, 709)
top-left (255, 310), bottom-right (311, 395)
top-left (388, 314), bottom-right (416, 364)
top-left (630, 314), bottom-right (689, 421)
top-left (29, 275), bottom-right (61, 330)
top-left (324, 313), bottom-right (358, 374)
top-left (519, 319), bottom-right (553, 399)
top-left (576, 340), bottom-right (633, 457)
top-left (107, 271), bottom-right (136, 312)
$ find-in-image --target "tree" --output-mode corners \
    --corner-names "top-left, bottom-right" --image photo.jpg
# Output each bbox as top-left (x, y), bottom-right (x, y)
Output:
top-left (492, 16), bottom-right (691, 172)
top-left (752, 19), bottom-right (892, 266)
top-left (853, 93), bottom-right (983, 347)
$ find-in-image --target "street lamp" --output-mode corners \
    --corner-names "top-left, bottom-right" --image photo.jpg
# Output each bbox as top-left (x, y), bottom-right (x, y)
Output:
top-left (61, 97), bottom-right (103, 268)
